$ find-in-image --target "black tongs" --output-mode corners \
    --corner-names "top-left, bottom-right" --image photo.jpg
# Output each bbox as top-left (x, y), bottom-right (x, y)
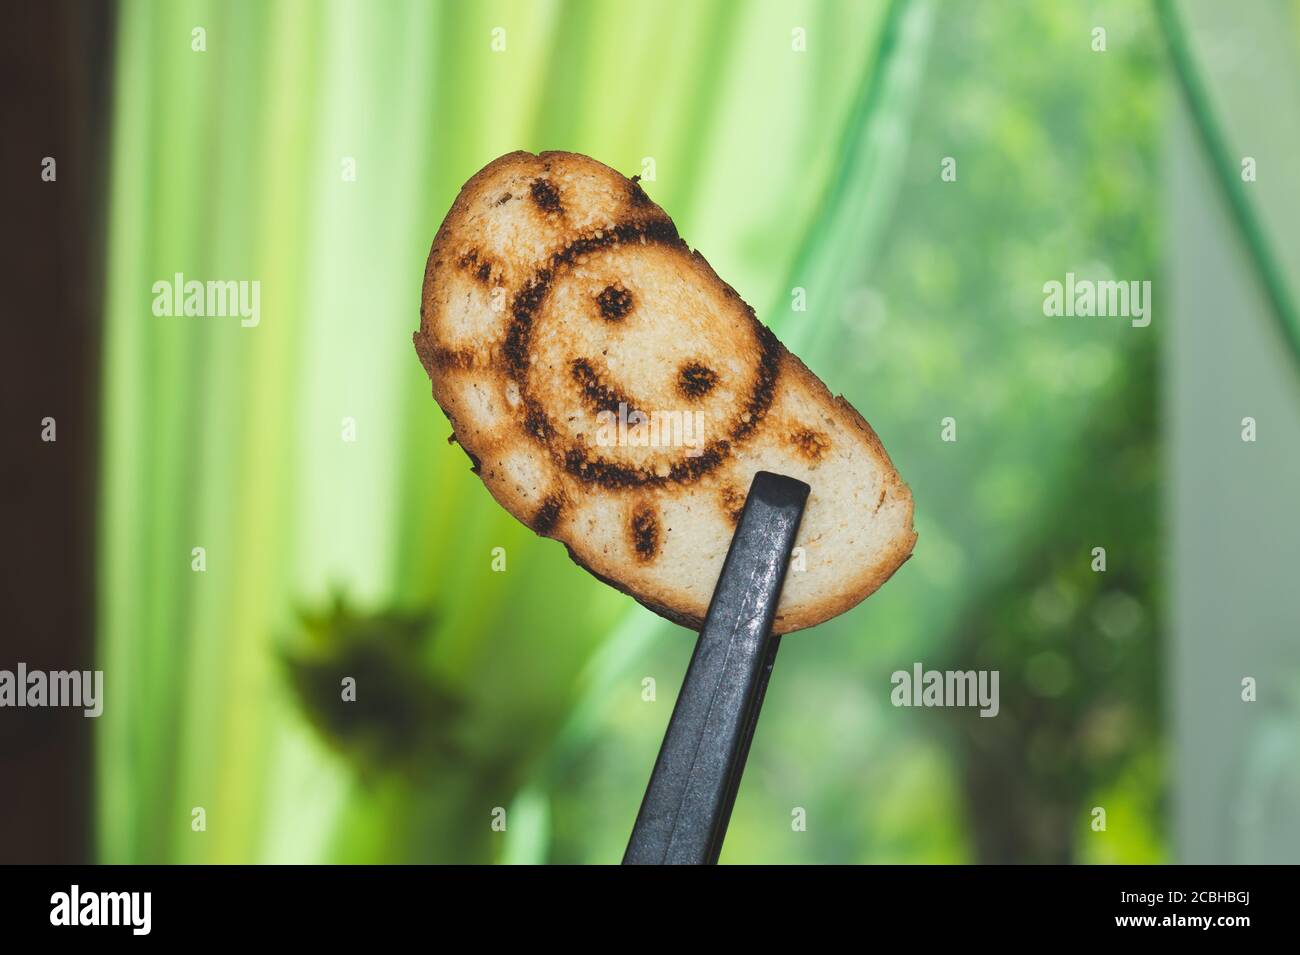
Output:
top-left (623, 471), bottom-right (809, 864)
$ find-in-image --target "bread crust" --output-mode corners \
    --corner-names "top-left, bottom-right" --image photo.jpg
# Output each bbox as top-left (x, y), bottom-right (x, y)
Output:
top-left (416, 151), bottom-right (915, 634)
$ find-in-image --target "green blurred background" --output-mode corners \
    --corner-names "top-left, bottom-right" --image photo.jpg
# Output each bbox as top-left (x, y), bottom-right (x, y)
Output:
top-left (7, 0), bottom-right (1300, 864)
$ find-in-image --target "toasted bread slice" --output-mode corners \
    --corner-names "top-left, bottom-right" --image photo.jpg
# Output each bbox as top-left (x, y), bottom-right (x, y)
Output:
top-left (415, 151), bottom-right (915, 634)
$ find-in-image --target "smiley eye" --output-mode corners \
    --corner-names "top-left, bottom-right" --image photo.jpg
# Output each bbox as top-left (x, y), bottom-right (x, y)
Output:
top-left (596, 284), bottom-right (633, 321)
top-left (677, 361), bottom-right (718, 399)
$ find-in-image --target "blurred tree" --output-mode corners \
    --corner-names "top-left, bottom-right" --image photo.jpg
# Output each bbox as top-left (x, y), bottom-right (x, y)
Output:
top-left (935, 341), bottom-right (1162, 863)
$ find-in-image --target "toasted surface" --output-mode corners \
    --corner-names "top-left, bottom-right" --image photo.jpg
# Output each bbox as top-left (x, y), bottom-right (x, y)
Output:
top-left (415, 151), bottom-right (915, 634)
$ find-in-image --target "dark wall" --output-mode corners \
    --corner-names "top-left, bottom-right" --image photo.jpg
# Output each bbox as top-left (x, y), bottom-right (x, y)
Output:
top-left (0, 1), bottom-right (115, 864)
